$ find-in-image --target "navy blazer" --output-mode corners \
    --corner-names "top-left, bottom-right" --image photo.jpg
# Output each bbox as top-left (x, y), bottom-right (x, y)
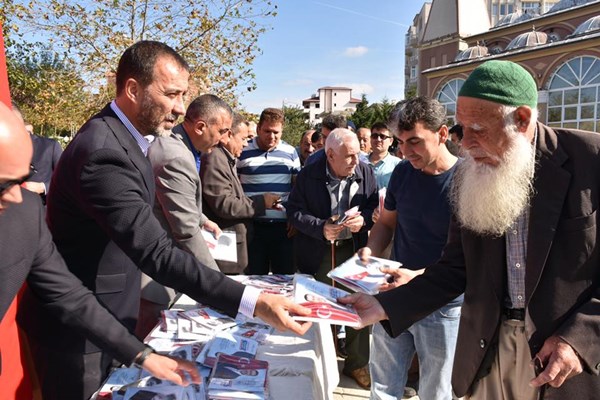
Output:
top-left (287, 153), bottom-right (378, 275)
top-left (19, 104), bottom-right (245, 355)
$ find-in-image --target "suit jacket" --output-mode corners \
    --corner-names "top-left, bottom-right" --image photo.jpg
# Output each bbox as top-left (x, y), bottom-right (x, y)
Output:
top-left (201, 145), bottom-right (267, 274)
top-left (30, 134), bottom-right (62, 199)
top-left (286, 154), bottom-right (378, 275)
top-left (4, 191), bottom-right (144, 370)
top-left (145, 129), bottom-right (219, 304)
top-left (377, 123), bottom-right (600, 399)
top-left (18, 104), bottom-right (245, 355)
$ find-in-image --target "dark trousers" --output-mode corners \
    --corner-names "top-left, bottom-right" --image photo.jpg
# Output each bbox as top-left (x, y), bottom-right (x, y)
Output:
top-left (247, 221), bottom-right (295, 275)
top-left (28, 340), bottom-right (117, 400)
top-left (316, 238), bottom-right (370, 372)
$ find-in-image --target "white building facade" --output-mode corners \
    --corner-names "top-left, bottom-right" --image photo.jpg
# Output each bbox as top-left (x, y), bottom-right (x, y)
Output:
top-left (302, 86), bottom-right (361, 125)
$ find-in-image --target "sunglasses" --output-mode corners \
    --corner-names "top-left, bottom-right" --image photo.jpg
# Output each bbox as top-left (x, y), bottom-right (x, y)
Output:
top-left (0, 164), bottom-right (37, 195)
top-left (371, 133), bottom-right (392, 140)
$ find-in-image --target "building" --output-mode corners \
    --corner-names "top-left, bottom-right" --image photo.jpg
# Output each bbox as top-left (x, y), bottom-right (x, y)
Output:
top-left (302, 86), bottom-right (362, 125)
top-left (406, 0), bottom-right (600, 133)
top-left (404, 0), bottom-right (560, 98)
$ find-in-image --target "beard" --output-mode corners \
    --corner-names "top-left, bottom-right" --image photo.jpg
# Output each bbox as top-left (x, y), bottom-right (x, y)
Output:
top-left (138, 91), bottom-right (176, 137)
top-left (450, 126), bottom-right (536, 237)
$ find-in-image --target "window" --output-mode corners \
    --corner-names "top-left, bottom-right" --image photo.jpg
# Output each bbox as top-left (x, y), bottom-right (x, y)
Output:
top-left (436, 78), bottom-right (465, 125)
top-left (430, 56), bottom-right (436, 68)
top-left (315, 103), bottom-right (320, 109)
top-left (334, 103), bottom-right (337, 107)
top-left (547, 56), bottom-right (600, 133)
top-left (410, 65), bottom-right (417, 79)
top-left (334, 93), bottom-right (337, 96)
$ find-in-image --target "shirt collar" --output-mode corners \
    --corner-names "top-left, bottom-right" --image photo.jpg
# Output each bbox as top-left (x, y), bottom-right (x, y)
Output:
top-left (110, 100), bottom-right (151, 156)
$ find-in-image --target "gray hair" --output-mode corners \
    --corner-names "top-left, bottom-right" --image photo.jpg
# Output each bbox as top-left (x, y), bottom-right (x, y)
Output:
top-left (185, 94), bottom-right (232, 124)
top-left (231, 112), bottom-right (249, 135)
top-left (325, 128), bottom-right (358, 153)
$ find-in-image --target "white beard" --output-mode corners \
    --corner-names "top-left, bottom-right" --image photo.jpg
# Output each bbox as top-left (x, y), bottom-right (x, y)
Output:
top-left (450, 129), bottom-right (535, 237)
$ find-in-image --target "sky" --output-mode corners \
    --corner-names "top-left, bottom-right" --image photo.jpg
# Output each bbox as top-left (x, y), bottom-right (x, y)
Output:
top-left (237, 1), bottom-right (427, 114)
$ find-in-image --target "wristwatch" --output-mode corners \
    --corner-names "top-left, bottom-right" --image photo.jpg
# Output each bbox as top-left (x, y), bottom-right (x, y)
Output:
top-left (132, 345), bottom-right (156, 367)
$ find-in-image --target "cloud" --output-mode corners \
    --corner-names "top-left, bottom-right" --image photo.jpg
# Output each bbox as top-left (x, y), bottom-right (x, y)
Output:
top-left (337, 83), bottom-right (375, 95)
top-left (343, 46), bottom-right (369, 58)
top-left (283, 78), bottom-right (314, 87)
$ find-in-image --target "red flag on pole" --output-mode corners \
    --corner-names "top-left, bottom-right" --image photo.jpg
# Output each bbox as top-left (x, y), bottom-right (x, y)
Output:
top-left (0, 22), bottom-right (36, 400)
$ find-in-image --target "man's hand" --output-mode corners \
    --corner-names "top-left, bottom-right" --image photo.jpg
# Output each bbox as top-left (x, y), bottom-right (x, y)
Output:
top-left (286, 221), bottom-right (297, 238)
top-left (338, 293), bottom-right (387, 328)
top-left (378, 267), bottom-right (424, 292)
top-left (323, 219), bottom-right (344, 241)
top-left (372, 207), bottom-right (380, 224)
top-left (142, 353), bottom-right (201, 386)
top-left (342, 214), bottom-right (364, 233)
top-left (263, 192), bottom-right (281, 209)
top-left (254, 292), bottom-right (312, 335)
top-left (202, 219), bottom-right (222, 239)
top-left (357, 246), bottom-right (372, 262)
top-left (530, 335), bottom-right (583, 388)
top-left (21, 181), bottom-right (45, 194)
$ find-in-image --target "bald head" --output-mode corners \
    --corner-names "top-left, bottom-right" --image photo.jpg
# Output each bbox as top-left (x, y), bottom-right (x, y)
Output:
top-left (0, 102), bottom-right (34, 212)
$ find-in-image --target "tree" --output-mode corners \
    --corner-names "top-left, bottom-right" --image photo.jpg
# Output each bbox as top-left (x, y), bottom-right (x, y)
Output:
top-left (350, 95), bottom-right (398, 129)
top-left (2, 0), bottom-right (277, 131)
top-left (282, 105), bottom-right (309, 147)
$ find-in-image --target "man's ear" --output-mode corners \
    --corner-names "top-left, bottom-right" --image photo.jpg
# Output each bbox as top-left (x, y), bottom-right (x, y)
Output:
top-left (437, 125), bottom-right (449, 144)
top-left (193, 119), bottom-right (206, 136)
top-left (514, 106), bottom-right (532, 133)
top-left (124, 78), bottom-right (140, 104)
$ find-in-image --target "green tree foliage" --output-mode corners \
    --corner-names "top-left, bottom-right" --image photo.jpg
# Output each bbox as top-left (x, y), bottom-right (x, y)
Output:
top-left (2, 0), bottom-right (277, 136)
top-left (282, 105), bottom-right (309, 147)
top-left (350, 95), bottom-right (398, 129)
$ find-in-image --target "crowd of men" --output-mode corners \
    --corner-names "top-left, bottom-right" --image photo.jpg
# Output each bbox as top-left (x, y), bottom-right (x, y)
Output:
top-left (0, 39), bottom-right (599, 400)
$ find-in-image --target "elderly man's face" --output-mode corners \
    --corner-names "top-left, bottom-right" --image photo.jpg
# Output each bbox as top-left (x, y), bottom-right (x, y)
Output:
top-left (327, 137), bottom-right (360, 178)
top-left (455, 97), bottom-right (515, 167)
top-left (136, 56), bottom-right (189, 136)
top-left (356, 128), bottom-right (371, 153)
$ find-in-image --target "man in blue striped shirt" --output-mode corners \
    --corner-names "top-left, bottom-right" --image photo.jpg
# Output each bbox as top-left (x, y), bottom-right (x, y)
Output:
top-left (237, 108), bottom-right (300, 274)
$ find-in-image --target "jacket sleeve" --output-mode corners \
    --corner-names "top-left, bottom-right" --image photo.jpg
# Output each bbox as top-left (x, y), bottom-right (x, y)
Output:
top-left (78, 148), bottom-right (244, 317)
top-left (153, 154), bottom-right (218, 270)
top-left (286, 168), bottom-right (328, 241)
top-left (26, 196), bottom-right (145, 364)
top-left (201, 152), bottom-right (266, 220)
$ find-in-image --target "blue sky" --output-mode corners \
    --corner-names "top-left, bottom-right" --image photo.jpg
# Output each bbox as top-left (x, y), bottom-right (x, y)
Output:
top-left (238, 1), bottom-right (426, 114)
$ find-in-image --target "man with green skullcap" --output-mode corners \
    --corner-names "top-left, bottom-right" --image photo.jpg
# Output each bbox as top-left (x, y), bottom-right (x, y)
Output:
top-left (339, 59), bottom-right (600, 399)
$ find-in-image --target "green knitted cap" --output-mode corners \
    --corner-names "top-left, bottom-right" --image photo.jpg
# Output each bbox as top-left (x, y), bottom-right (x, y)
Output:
top-left (458, 60), bottom-right (538, 108)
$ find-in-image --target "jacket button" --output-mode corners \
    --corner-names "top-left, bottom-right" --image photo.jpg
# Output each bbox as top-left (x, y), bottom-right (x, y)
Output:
top-left (480, 339), bottom-right (486, 348)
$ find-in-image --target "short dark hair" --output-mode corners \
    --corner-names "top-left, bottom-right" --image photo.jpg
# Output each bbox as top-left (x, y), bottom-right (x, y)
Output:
top-left (370, 122), bottom-right (389, 132)
top-left (389, 97), bottom-right (446, 134)
top-left (116, 40), bottom-right (190, 95)
top-left (231, 112), bottom-right (249, 135)
top-left (258, 108), bottom-right (284, 127)
top-left (185, 94), bottom-right (232, 124)
top-left (449, 124), bottom-right (463, 140)
top-left (311, 129), bottom-right (323, 143)
top-left (322, 114), bottom-right (347, 131)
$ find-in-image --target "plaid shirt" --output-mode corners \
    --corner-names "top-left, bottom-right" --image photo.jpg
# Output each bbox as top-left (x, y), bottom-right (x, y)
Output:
top-left (505, 208), bottom-right (529, 309)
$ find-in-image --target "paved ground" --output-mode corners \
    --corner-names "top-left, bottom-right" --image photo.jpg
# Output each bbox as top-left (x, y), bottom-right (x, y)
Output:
top-left (333, 358), bottom-right (419, 400)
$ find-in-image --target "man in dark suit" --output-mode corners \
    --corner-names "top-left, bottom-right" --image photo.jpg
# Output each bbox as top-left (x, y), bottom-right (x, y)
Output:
top-left (0, 102), bottom-right (201, 398)
top-left (18, 40), bottom-right (310, 400)
top-left (201, 112), bottom-right (280, 274)
top-left (344, 60), bottom-right (600, 399)
top-left (287, 128), bottom-right (378, 389)
top-left (11, 103), bottom-right (63, 202)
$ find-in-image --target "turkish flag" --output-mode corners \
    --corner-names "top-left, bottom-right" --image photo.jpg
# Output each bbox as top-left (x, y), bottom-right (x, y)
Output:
top-left (0, 23), bottom-right (36, 400)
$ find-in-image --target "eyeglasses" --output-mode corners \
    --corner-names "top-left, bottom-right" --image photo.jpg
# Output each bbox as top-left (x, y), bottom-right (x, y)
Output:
top-left (0, 164), bottom-right (37, 195)
top-left (371, 133), bottom-right (392, 140)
